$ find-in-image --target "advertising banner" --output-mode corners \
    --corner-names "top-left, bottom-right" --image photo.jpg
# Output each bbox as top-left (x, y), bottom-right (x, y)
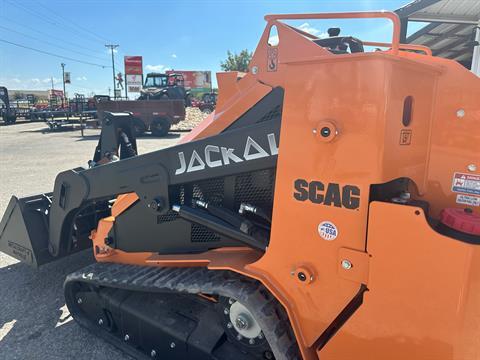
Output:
top-left (166, 70), bottom-right (212, 92)
top-left (124, 56), bottom-right (143, 75)
top-left (126, 74), bottom-right (143, 93)
top-left (49, 89), bottom-right (64, 99)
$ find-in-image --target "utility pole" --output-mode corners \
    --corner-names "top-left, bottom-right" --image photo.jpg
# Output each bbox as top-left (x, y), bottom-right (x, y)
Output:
top-left (105, 44), bottom-right (119, 99)
top-left (124, 72), bottom-right (128, 99)
top-left (61, 63), bottom-right (70, 121)
top-left (61, 63), bottom-right (66, 107)
top-left (51, 77), bottom-right (54, 90)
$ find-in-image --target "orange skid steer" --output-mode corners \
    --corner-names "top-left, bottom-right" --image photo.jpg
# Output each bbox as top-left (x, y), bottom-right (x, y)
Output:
top-left (1, 11), bottom-right (479, 360)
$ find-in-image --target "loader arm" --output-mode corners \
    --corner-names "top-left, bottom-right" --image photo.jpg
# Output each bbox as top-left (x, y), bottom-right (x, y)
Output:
top-left (49, 116), bottom-right (279, 257)
top-left (0, 89), bottom-right (284, 265)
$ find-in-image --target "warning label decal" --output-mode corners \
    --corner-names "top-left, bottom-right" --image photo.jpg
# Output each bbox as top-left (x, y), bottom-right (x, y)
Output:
top-left (452, 173), bottom-right (480, 196)
top-left (456, 194), bottom-right (480, 207)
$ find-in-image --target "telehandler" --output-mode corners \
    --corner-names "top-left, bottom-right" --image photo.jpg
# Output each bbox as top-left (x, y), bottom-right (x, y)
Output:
top-left (1, 10), bottom-right (479, 360)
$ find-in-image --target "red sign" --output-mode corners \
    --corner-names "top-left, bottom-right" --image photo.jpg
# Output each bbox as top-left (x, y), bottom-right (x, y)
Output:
top-left (49, 89), bottom-right (64, 98)
top-left (124, 56), bottom-right (143, 75)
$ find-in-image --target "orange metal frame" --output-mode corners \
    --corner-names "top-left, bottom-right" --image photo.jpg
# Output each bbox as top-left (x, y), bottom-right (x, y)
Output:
top-left (91, 11), bottom-right (480, 360)
top-left (363, 41), bottom-right (433, 55)
top-left (264, 11), bottom-right (401, 54)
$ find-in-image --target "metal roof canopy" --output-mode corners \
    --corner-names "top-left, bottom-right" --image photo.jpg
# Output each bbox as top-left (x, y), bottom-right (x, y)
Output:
top-left (396, 0), bottom-right (480, 75)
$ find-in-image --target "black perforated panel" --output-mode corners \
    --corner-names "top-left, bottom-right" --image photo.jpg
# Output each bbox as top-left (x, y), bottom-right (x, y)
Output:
top-left (160, 168), bottom-right (276, 243)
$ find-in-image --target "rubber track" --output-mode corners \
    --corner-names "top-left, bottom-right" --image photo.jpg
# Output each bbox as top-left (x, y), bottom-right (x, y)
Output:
top-left (64, 262), bottom-right (301, 360)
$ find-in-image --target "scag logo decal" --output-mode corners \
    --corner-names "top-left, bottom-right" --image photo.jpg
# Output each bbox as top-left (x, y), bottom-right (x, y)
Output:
top-left (293, 179), bottom-right (360, 210)
top-left (318, 221), bottom-right (338, 241)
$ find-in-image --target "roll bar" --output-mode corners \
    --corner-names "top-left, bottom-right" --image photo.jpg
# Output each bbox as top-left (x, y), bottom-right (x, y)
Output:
top-left (265, 11), bottom-right (401, 55)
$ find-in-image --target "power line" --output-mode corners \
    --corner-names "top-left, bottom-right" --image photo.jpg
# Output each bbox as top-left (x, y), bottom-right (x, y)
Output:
top-left (5, 0), bottom-right (59, 27)
top-left (0, 38), bottom-right (110, 68)
top-left (37, 1), bottom-right (111, 44)
top-left (0, 16), bottom-right (106, 55)
top-left (5, 0), bottom-right (106, 47)
top-left (0, 25), bottom-right (108, 62)
top-left (4, 1), bottom-right (127, 69)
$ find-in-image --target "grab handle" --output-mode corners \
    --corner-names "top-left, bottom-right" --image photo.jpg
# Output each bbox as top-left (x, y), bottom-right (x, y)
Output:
top-left (363, 41), bottom-right (432, 56)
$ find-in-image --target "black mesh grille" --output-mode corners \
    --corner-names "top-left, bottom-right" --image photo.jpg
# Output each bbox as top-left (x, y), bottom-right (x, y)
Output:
top-left (234, 169), bottom-right (276, 215)
top-left (156, 211), bottom-right (178, 224)
top-left (192, 177), bottom-right (225, 206)
top-left (191, 224), bottom-right (221, 243)
top-left (160, 168), bottom-right (276, 242)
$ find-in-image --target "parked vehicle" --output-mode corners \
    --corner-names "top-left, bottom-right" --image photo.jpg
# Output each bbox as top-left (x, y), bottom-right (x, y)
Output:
top-left (95, 97), bottom-right (185, 136)
top-left (138, 72), bottom-right (191, 106)
top-left (198, 92), bottom-right (217, 114)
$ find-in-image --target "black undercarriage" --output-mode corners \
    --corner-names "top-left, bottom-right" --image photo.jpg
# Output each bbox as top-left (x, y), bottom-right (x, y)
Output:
top-left (65, 263), bottom-right (300, 360)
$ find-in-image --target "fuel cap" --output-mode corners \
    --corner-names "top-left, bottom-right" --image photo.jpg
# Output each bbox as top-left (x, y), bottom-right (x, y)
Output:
top-left (440, 208), bottom-right (480, 236)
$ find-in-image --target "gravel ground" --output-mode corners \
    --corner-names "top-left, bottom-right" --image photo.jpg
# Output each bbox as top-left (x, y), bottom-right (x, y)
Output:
top-left (171, 107), bottom-right (209, 131)
top-left (0, 122), bottom-right (186, 359)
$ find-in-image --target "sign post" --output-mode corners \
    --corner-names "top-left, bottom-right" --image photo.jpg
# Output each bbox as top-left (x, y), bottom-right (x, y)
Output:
top-left (64, 72), bottom-right (71, 84)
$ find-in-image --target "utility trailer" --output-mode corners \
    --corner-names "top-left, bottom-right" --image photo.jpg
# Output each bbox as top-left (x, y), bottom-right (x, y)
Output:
top-left (0, 86), bottom-right (17, 125)
top-left (96, 98), bottom-right (186, 136)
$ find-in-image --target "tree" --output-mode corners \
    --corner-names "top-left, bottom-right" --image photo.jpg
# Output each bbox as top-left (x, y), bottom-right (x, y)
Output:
top-left (13, 92), bottom-right (24, 100)
top-left (220, 49), bottom-right (253, 72)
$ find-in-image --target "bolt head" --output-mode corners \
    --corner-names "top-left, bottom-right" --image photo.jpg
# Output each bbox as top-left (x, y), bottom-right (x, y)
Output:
top-left (264, 351), bottom-right (274, 360)
top-left (170, 342), bottom-right (176, 349)
top-left (98, 319), bottom-right (103, 326)
top-left (150, 350), bottom-right (157, 357)
top-left (227, 322), bottom-right (233, 329)
top-left (468, 164), bottom-right (477, 172)
top-left (149, 201), bottom-right (158, 210)
top-left (228, 298), bottom-right (235, 305)
top-left (320, 127), bottom-right (331, 138)
top-left (149, 197), bottom-right (164, 212)
top-left (456, 109), bottom-right (466, 118)
top-left (235, 316), bottom-right (248, 330)
top-left (297, 272), bottom-right (307, 282)
top-left (251, 66), bottom-right (258, 74)
top-left (258, 332), bottom-right (264, 340)
top-left (124, 334), bottom-right (129, 341)
top-left (341, 259), bottom-right (353, 270)
top-left (223, 308), bottom-right (229, 315)
top-left (77, 298), bottom-right (82, 304)
top-left (249, 338), bottom-right (255, 345)
top-left (236, 334), bottom-right (243, 341)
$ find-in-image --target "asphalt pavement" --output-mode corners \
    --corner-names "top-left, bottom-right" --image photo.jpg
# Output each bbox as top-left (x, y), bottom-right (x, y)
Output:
top-left (0, 122), bottom-right (184, 359)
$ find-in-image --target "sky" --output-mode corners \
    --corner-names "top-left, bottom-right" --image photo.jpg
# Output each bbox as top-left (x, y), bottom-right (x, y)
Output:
top-left (0, 0), bottom-right (415, 97)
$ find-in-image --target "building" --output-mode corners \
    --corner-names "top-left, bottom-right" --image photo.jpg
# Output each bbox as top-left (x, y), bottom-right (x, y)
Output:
top-left (396, 0), bottom-right (480, 75)
top-left (8, 89), bottom-right (50, 101)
